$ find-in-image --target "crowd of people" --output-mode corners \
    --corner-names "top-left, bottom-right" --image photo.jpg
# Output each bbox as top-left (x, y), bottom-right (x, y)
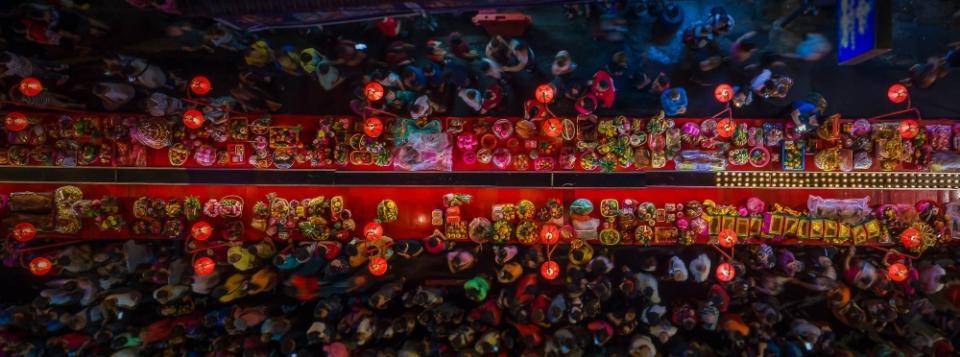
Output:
top-left (2, 238), bottom-right (960, 355)
top-left (4, 1), bottom-right (960, 356)
top-left (1, 1), bottom-right (957, 123)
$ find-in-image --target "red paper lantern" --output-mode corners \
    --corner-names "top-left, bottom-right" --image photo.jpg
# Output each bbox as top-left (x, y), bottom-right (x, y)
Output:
top-left (12, 222), bottom-right (37, 242)
top-left (364, 222), bottom-right (383, 241)
top-left (717, 229), bottom-right (737, 249)
top-left (363, 117), bottom-right (384, 138)
top-left (714, 83), bottom-right (734, 103)
top-left (18, 77), bottom-right (43, 97)
top-left (887, 262), bottom-right (909, 282)
top-left (542, 118), bottom-right (563, 138)
top-left (193, 257), bottom-right (216, 276)
top-left (887, 83), bottom-right (908, 104)
top-left (189, 76), bottom-right (212, 95)
top-left (900, 228), bottom-right (921, 250)
top-left (183, 109), bottom-right (205, 129)
top-left (368, 256), bottom-right (388, 276)
top-left (4, 112), bottom-right (29, 132)
top-left (191, 221), bottom-right (213, 241)
top-left (540, 260), bottom-right (560, 280)
top-left (534, 83), bottom-right (556, 104)
top-left (716, 119), bottom-right (735, 138)
top-left (29, 256), bottom-right (53, 276)
top-left (540, 224), bottom-right (560, 245)
top-left (364, 82), bottom-right (385, 102)
top-left (898, 119), bottom-right (920, 139)
top-left (715, 262), bottom-right (735, 282)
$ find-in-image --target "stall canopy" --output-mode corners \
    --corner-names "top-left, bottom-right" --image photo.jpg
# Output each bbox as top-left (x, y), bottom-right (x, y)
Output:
top-left (179, 0), bottom-right (584, 31)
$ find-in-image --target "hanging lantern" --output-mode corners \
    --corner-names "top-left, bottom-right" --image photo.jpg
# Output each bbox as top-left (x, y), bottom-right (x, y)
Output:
top-left (363, 117), bottom-right (384, 138)
top-left (534, 83), bottom-right (556, 104)
top-left (190, 221), bottom-right (213, 241)
top-left (887, 262), bottom-right (909, 282)
top-left (717, 229), bottom-right (737, 249)
top-left (4, 112), bottom-right (29, 132)
top-left (540, 224), bottom-right (560, 245)
top-left (193, 257), bottom-right (216, 276)
top-left (364, 222), bottom-right (383, 241)
top-left (12, 222), bottom-right (37, 242)
top-left (29, 257), bottom-right (53, 276)
top-left (714, 83), bottom-right (734, 103)
top-left (887, 83), bottom-right (908, 104)
top-left (368, 256), bottom-right (388, 276)
top-left (18, 77), bottom-right (43, 97)
top-left (898, 119), bottom-right (920, 139)
top-left (715, 262), bottom-right (735, 282)
top-left (182, 109), bottom-right (205, 129)
top-left (900, 228), bottom-right (921, 250)
top-left (716, 119), bottom-right (735, 138)
top-left (540, 260), bottom-right (560, 280)
top-left (541, 118), bottom-right (563, 138)
top-left (189, 75), bottom-right (212, 95)
top-left (364, 82), bottom-right (385, 102)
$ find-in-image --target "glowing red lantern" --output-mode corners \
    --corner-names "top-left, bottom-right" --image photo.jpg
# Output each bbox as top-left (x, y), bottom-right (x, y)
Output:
top-left (887, 83), bottom-right (908, 104)
top-left (534, 83), bottom-right (556, 104)
top-left (193, 257), bottom-right (216, 276)
top-left (4, 112), bottom-right (29, 132)
top-left (29, 257), bottom-right (53, 276)
top-left (898, 119), bottom-right (920, 139)
top-left (368, 256), bottom-right (388, 276)
top-left (715, 262), bottom-right (735, 282)
top-left (364, 82), bottom-right (385, 102)
top-left (12, 222), bottom-right (37, 242)
top-left (714, 83), bottom-right (734, 103)
top-left (189, 76), bottom-right (212, 95)
top-left (900, 228), bottom-right (921, 250)
top-left (190, 221), bottom-right (213, 241)
top-left (540, 224), bottom-right (560, 245)
top-left (182, 109), bottom-right (205, 129)
top-left (18, 77), bottom-right (43, 97)
top-left (364, 222), bottom-right (383, 241)
top-left (716, 119), bottom-right (735, 138)
top-left (717, 229), bottom-right (736, 249)
top-left (540, 260), bottom-right (560, 280)
top-left (363, 117), bottom-right (384, 138)
top-left (887, 262), bottom-right (909, 282)
top-left (542, 118), bottom-right (563, 138)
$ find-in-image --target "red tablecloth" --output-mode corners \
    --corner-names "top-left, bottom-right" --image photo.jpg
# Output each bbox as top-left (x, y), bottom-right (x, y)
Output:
top-left (1, 183), bottom-right (947, 245)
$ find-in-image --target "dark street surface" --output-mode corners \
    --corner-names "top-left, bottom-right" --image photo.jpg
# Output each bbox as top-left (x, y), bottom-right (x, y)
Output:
top-left (6, 0), bottom-right (960, 119)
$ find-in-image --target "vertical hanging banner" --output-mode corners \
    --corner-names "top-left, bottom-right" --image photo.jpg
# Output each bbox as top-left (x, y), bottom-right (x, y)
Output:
top-left (837, 0), bottom-right (892, 65)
